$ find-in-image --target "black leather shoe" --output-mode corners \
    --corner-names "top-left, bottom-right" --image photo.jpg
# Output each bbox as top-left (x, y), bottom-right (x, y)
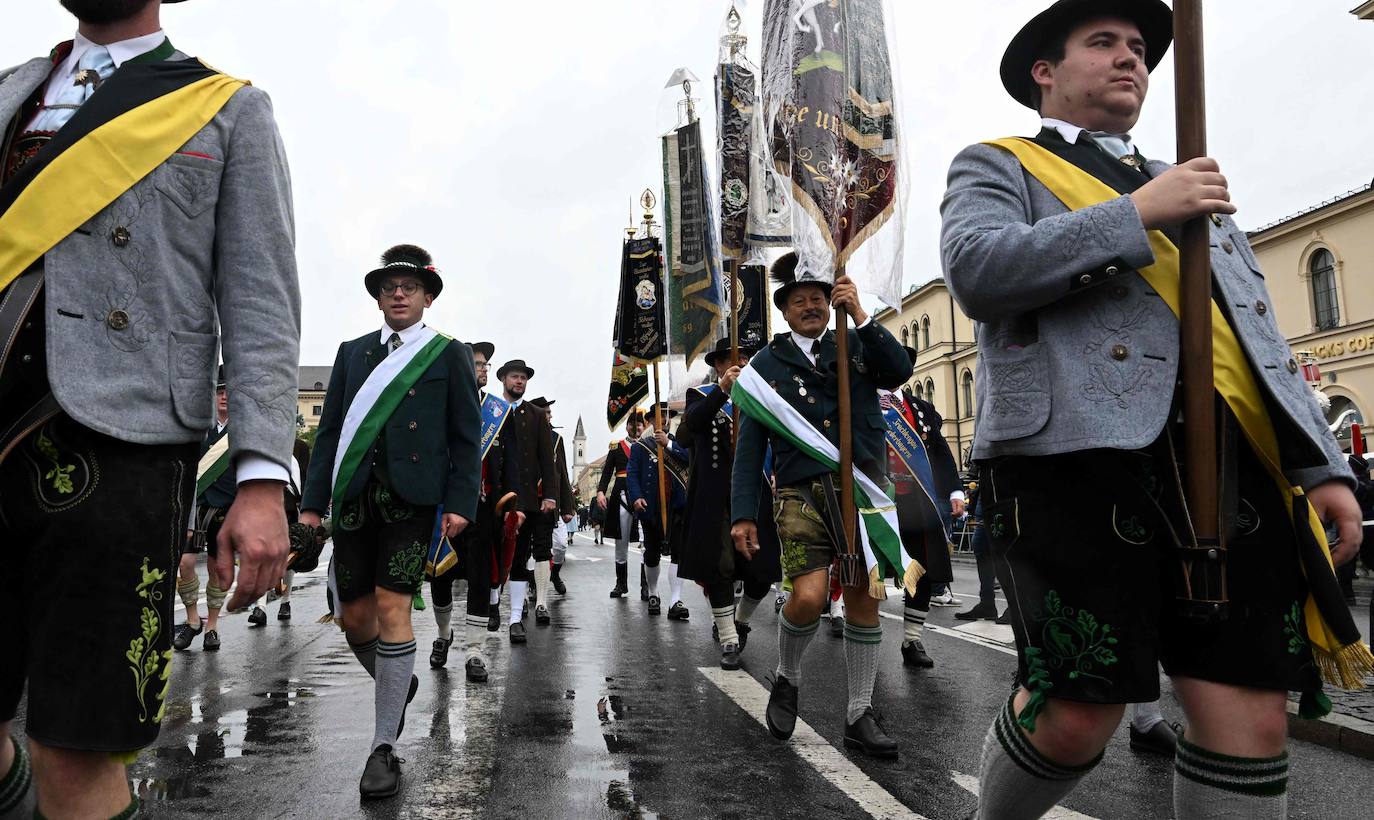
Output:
top-left (202, 629), bottom-right (221, 651)
top-left (359, 744), bottom-right (402, 800)
top-left (829, 614), bottom-right (844, 638)
top-left (534, 605), bottom-right (551, 625)
top-left (430, 632), bottom-right (453, 669)
top-left (609, 583), bottom-right (628, 598)
top-left (247, 606), bottom-right (267, 627)
top-left (465, 657), bottom-right (489, 683)
top-left (844, 708), bottom-right (899, 758)
top-left (901, 639), bottom-right (935, 668)
top-left (720, 643), bottom-right (742, 670)
top-left (995, 610), bottom-right (1012, 625)
top-left (277, 601), bottom-right (291, 621)
top-left (647, 596), bottom-right (661, 616)
top-left (509, 622), bottom-right (527, 644)
top-left (487, 604), bottom-right (501, 632)
top-left (610, 563), bottom-right (628, 598)
top-left (955, 602), bottom-right (998, 621)
top-left (553, 575), bottom-right (567, 595)
top-left (736, 622), bottom-right (751, 651)
top-left (667, 601), bottom-right (689, 621)
top-left (396, 674), bottom-right (418, 738)
top-left (173, 622), bottom-right (202, 651)
top-left (1129, 721), bottom-right (1181, 757)
top-left (765, 675), bottom-right (799, 740)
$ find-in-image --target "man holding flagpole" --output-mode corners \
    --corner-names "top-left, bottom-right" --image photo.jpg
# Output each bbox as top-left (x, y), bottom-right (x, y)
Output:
top-left (299, 244), bottom-right (480, 800)
top-left (941, 2), bottom-right (1370, 817)
top-left (730, 252), bottom-right (912, 758)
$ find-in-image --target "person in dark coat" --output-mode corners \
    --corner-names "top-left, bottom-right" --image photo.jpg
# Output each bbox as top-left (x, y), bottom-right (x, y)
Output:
top-left (597, 410), bottom-right (646, 596)
top-left (880, 347), bottom-right (966, 669)
top-left (678, 337), bottom-right (781, 669)
top-left (626, 403), bottom-right (689, 618)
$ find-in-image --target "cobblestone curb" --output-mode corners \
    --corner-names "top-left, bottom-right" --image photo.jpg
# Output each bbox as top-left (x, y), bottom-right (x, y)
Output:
top-left (1287, 700), bottom-right (1374, 760)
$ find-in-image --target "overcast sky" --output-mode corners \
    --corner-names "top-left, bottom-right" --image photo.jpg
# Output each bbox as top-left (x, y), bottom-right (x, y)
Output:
top-left (7, 1), bottom-right (1371, 463)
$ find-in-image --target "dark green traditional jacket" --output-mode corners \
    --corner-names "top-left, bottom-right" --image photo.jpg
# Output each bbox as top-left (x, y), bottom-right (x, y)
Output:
top-left (301, 329), bottom-right (481, 520)
top-left (730, 321), bottom-right (911, 523)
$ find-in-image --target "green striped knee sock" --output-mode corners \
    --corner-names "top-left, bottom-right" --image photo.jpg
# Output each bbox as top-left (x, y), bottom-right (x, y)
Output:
top-left (1174, 737), bottom-right (1288, 819)
top-left (977, 695), bottom-right (1102, 819)
top-left (0, 737), bottom-right (34, 819)
top-left (843, 622), bottom-right (883, 723)
top-left (776, 612), bottom-right (819, 681)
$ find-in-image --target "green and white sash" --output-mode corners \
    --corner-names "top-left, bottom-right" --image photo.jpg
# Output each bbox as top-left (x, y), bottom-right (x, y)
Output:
top-left (330, 327), bottom-right (452, 507)
top-left (733, 366), bottom-right (923, 599)
top-left (195, 431), bottom-right (231, 496)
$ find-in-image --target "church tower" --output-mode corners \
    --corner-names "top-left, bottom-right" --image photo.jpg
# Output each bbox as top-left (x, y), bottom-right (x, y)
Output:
top-left (573, 415), bottom-right (587, 474)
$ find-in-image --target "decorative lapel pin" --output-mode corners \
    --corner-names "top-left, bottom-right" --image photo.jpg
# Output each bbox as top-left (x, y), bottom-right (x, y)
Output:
top-left (74, 68), bottom-right (102, 89)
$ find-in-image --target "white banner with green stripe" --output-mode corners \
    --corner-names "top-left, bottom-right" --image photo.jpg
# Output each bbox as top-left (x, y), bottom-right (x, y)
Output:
top-left (330, 327), bottom-right (451, 507)
top-left (195, 433), bottom-right (231, 496)
top-left (733, 366), bottom-right (923, 599)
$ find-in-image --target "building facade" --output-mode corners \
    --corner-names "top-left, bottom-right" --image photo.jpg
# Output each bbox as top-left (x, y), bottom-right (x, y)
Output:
top-left (1249, 182), bottom-right (1374, 450)
top-left (873, 280), bottom-right (979, 469)
top-left (296, 366), bottom-right (332, 431)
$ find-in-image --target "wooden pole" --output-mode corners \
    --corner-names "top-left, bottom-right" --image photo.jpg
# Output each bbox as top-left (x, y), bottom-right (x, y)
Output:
top-left (834, 265), bottom-right (858, 572)
top-left (652, 361), bottom-right (669, 535)
top-left (1174, 0), bottom-right (1217, 544)
top-left (729, 259), bottom-right (742, 445)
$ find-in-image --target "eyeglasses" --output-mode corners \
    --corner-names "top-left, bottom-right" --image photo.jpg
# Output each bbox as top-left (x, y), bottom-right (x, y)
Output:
top-left (380, 281), bottom-right (422, 296)
top-left (475, 362), bottom-right (490, 370)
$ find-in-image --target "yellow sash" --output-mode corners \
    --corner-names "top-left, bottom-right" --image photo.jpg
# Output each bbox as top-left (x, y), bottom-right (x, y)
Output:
top-left (987, 136), bottom-right (1373, 690)
top-left (0, 72), bottom-right (245, 292)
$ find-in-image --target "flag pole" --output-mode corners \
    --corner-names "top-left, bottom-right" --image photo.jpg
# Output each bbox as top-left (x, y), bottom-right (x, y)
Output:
top-left (729, 259), bottom-right (742, 445)
top-left (1174, 1), bottom-right (1216, 547)
top-left (652, 361), bottom-right (669, 535)
top-left (835, 264), bottom-right (859, 584)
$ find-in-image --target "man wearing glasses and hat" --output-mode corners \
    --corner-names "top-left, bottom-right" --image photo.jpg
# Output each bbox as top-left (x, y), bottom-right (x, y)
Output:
top-left (300, 244), bottom-right (480, 799)
top-left (941, 1), bottom-right (1368, 816)
top-left (495, 358), bottom-right (558, 640)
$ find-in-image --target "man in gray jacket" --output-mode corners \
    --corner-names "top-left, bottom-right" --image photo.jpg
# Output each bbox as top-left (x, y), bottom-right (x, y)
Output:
top-left (0, 1), bottom-right (299, 817)
top-left (940, 1), bottom-right (1365, 818)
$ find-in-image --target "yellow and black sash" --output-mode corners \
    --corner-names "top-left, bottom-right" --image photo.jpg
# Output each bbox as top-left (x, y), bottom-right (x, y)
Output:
top-left (0, 55), bottom-right (246, 292)
top-left (987, 136), bottom-right (1374, 693)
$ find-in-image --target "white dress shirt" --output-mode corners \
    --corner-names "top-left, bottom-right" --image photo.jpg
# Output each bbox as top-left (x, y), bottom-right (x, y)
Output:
top-left (789, 316), bottom-right (873, 366)
top-left (43, 30), bottom-right (167, 107)
top-left (1041, 117), bottom-right (1137, 160)
top-left (378, 320), bottom-right (427, 348)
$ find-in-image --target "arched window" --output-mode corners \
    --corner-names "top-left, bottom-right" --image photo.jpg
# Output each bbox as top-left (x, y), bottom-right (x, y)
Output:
top-left (910, 321), bottom-right (921, 351)
top-left (925, 377), bottom-right (936, 406)
top-left (901, 326), bottom-right (909, 347)
top-left (921, 315), bottom-right (931, 350)
top-left (1310, 249), bottom-right (1340, 331)
top-left (961, 369), bottom-right (975, 416)
top-left (913, 382), bottom-right (924, 401)
top-left (313, 381), bottom-right (324, 390)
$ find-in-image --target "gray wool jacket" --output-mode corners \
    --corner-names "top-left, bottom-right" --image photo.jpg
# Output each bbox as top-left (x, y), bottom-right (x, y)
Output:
top-left (0, 52), bottom-right (301, 474)
top-left (939, 136), bottom-right (1351, 492)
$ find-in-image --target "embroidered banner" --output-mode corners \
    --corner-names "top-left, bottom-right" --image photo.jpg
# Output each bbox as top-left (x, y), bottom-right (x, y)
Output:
top-left (479, 392), bottom-right (510, 461)
top-left (663, 119), bottom-right (726, 368)
top-left (882, 403), bottom-right (951, 540)
top-left (717, 60), bottom-right (755, 260)
top-left (614, 236), bottom-right (668, 364)
top-left (606, 352), bottom-right (649, 431)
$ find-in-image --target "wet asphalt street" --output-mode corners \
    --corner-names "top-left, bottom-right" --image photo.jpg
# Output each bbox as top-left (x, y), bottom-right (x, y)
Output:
top-left (17, 531), bottom-right (1372, 819)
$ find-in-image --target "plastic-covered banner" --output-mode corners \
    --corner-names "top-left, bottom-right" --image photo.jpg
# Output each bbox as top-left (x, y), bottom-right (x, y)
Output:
top-left (717, 60), bottom-right (755, 261)
top-left (614, 236), bottom-right (668, 364)
top-left (663, 119), bottom-right (726, 368)
top-left (761, 0), bottom-right (906, 308)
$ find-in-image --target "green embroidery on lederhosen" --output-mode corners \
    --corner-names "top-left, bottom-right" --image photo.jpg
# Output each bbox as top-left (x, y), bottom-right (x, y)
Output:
top-left (337, 497), bottom-right (365, 531)
top-left (1112, 454), bottom-right (1161, 545)
top-left (1283, 602), bottom-right (1308, 656)
top-left (1019, 590), bottom-right (1121, 733)
top-left (34, 429), bottom-right (76, 493)
top-left (388, 540), bottom-right (427, 586)
top-left (375, 484), bottom-right (415, 524)
top-left (126, 558), bottom-right (172, 723)
top-left (773, 489), bottom-right (827, 575)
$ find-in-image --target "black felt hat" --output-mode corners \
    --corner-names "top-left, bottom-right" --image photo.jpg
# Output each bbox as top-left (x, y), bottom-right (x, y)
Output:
top-left (468, 341), bottom-right (495, 361)
top-left (902, 346), bottom-right (918, 366)
top-left (646, 401), bottom-right (678, 421)
top-left (215, 364), bottom-right (227, 390)
top-left (496, 359), bottom-right (534, 380)
top-left (770, 252), bottom-right (833, 310)
top-left (528, 397), bottom-right (556, 409)
top-left (1000, 0), bottom-right (1173, 110)
top-left (365, 244), bottom-right (444, 299)
top-left (704, 336), bottom-right (761, 368)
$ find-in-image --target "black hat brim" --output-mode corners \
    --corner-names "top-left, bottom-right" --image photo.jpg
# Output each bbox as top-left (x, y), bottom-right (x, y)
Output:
top-left (364, 265), bottom-right (444, 299)
top-left (1000, 0), bottom-right (1173, 110)
top-left (705, 346), bottom-right (761, 367)
top-left (469, 341), bottom-right (495, 360)
top-left (496, 363), bottom-right (534, 380)
top-left (772, 279), bottom-right (834, 311)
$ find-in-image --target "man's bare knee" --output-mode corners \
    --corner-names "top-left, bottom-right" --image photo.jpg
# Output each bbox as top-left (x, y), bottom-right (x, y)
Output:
top-left (1014, 691), bottom-right (1123, 764)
